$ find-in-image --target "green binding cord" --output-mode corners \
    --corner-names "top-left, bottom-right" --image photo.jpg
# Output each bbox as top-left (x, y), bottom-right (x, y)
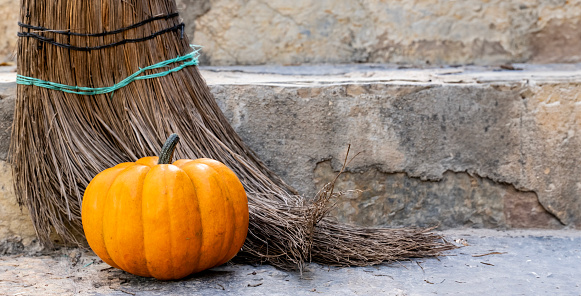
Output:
top-left (16, 45), bottom-right (201, 95)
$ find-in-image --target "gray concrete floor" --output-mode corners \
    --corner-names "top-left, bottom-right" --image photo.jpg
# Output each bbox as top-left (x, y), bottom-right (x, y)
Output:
top-left (1, 229), bottom-right (580, 295)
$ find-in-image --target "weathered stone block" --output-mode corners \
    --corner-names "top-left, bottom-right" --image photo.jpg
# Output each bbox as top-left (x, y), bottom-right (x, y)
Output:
top-left (0, 0), bottom-right (18, 63)
top-left (2, 0), bottom-right (581, 65)
top-left (0, 81), bottom-right (15, 160)
top-left (193, 0), bottom-right (581, 65)
top-left (0, 160), bottom-right (36, 247)
top-left (208, 65), bottom-right (581, 229)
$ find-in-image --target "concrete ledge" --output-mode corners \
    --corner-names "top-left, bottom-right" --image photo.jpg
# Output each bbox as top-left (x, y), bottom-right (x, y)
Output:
top-left (1, 64), bottom-right (580, 245)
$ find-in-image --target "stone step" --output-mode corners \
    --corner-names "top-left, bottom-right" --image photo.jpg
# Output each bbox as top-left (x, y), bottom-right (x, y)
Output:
top-left (2, 1), bottom-right (581, 66)
top-left (1, 64), bottom-right (580, 246)
top-left (204, 64), bottom-right (581, 231)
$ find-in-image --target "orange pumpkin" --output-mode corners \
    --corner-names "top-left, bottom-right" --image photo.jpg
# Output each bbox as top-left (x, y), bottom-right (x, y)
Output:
top-left (81, 134), bottom-right (249, 280)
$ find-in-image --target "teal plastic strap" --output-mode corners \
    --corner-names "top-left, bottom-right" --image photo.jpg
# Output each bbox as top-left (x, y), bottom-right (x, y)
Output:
top-left (17, 45), bottom-right (201, 96)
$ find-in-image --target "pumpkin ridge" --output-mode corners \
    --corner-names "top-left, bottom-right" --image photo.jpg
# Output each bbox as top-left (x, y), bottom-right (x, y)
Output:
top-left (107, 164), bottom-right (143, 270)
top-left (100, 165), bottom-right (136, 268)
top-left (197, 159), bottom-right (248, 267)
top-left (101, 164), bottom-right (142, 271)
top-left (183, 169), bottom-right (204, 272)
top-left (207, 167), bottom-right (230, 267)
top-left (164, 165), bottom-right (177, 280)
top-left (105, 164), bottom-right (151, 277)
top-left (169, 164), bottom-right (203, 279)
top-left (82, 165), bottom-right (128, 269)
top-left (142, 166), bottom-right (158, 278)
top-left (180, 162), bottom-right (228, 272)
top-left (142, 165), bottom-right (173, 279)
top-left (142, 164), bottom-right (202, 279)
top-left (205, 163), bottom-right (237, 266)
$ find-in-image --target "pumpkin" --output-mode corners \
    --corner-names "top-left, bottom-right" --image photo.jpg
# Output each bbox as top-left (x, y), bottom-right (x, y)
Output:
top-left (81, 134), bottom-right (249, 280)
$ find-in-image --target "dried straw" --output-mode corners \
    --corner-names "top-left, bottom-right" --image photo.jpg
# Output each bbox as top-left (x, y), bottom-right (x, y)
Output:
top-left (11, 0), bottom-right (455, 270)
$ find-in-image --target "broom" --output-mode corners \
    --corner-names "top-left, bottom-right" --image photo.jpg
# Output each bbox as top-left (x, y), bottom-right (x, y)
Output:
top-left (11, 0), bottom-right (455, 270)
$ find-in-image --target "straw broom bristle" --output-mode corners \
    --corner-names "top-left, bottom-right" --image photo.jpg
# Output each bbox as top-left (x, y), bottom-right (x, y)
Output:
top-left (11, 0), bottom-right (455, 270)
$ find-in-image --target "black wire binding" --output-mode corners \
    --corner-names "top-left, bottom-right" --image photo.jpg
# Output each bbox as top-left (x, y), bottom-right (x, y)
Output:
top-left (18, 12), bottom-right (179, 37)
top-left (17, 23), bottom-right (185, 51)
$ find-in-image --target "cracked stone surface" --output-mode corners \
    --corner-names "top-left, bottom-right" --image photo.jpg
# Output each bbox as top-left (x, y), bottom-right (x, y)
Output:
top-left (207, 64), bottom-right (581, 228)
top-left (0, 64), bottom-right (580, 246)
top-left (314, 162), bottom-right (563, 230)
top-left (2, 1), bottom-right (581, 65)
top-left (1, 229), bottom-right (580, 295)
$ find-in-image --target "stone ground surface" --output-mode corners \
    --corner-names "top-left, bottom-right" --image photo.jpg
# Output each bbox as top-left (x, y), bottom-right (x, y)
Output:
top-left (0, 229), bottom-right (580, 296)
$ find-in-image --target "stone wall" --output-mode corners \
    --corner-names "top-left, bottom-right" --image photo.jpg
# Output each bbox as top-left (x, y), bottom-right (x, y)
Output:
top-left (212, 76), bottom-right (580, 229)
top-left (1, 65), bottom-right (580, 245)
top-left (0, 160), bottom-right (37, 251)
top-left (193, 0), bottom-right (581, 65)
top-left (0, 0), bottom-right (18, 63)
top-left (1, 0), bottom-right (581, 65)
top-left (0, 81), bottom-right (36, 251)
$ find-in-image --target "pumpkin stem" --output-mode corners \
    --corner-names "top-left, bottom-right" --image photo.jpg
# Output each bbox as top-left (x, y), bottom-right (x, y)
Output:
top-left (158, 133), bottom-right (180, 164)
